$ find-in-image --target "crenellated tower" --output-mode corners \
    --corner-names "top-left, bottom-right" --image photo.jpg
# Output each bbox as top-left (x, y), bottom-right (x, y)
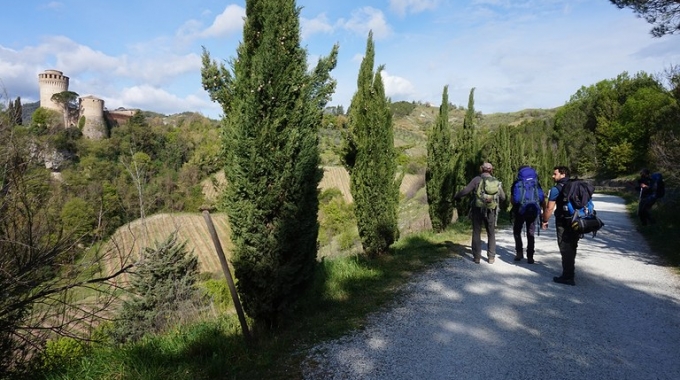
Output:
top-left (38, 69), bottom-right (69, 112)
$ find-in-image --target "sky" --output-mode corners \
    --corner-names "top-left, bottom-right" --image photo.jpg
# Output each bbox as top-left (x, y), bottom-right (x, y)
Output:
top-left (1, 0), bottom-right (679, 119)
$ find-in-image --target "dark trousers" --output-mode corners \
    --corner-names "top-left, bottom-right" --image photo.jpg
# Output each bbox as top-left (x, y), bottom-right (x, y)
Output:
top-left (471, 207), bottom-right (497, 260)
top-left (638, 196), bottom-right (656, 225)
top-left (556, 221), bottom-right (579, 279)
top-left (513, 212), bottom-right (537, 258)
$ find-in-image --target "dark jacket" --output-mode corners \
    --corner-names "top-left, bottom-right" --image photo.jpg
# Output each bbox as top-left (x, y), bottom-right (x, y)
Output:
top-left (454, 172), bottom-right (506, 206)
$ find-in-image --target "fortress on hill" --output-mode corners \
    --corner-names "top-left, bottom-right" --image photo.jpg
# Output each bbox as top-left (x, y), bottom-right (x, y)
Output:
top-left (38, 69), bottom-right (135, 139)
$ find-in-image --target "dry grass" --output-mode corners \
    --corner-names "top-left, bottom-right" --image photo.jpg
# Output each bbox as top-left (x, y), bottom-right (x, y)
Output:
top-left (104, 213), bottom-right (232, 278)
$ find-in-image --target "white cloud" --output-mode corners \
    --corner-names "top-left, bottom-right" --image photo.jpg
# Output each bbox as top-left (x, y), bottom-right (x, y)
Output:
top-left (200, 4), bottom-right (245, 38)
top-left (389, 0), bottom-right (439, 16)
top-left (301, 13), bottom-right (334, 39)
top-left (380, 70), bottom-right (416, 99)
top-left (340, 7), bottom-right (392, 39)
top-left (117, 85), bottom-right (217, 115)
top-left (114, 53), bottom-right (201, 86)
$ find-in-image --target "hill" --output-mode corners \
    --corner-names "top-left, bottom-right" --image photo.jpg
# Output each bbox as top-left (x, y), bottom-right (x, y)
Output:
top-left (110, 103), bottom-right (557, 275)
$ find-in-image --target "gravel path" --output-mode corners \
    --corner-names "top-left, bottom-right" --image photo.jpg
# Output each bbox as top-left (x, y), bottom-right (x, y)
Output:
top-left (302, 194), bottom-right (680, 380)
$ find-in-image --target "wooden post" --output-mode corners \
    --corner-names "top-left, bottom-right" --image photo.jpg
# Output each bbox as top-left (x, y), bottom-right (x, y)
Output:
top-left (201, 210), bottom-right (252, 343)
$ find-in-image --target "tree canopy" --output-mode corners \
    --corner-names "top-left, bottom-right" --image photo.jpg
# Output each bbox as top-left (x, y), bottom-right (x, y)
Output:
top-left (610, 0), bottom-right (680, 37)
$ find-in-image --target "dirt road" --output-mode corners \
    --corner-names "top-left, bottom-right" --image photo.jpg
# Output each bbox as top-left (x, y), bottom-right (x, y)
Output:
top-left (303, 194), bottom-right (680, 379)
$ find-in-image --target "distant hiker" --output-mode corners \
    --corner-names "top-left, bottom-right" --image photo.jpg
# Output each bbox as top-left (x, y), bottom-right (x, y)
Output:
top-left (636, 169), bottom-right (664, 226)
top-left (454, 162), bottom-right (506, 264)
top-left (510, 165), bottom-right (545, 264)
top-left (542, 166), bottom-right (579, 286)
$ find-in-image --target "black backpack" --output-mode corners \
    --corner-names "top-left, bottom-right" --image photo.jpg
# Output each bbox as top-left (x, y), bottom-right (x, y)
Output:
top-left (558, 179), bottom-right (605, 237)
top-left (651, 172), bottom-right (665, 199)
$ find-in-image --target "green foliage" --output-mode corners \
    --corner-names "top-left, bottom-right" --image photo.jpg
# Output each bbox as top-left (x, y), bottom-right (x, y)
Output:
top-left (40, 227), bottom-right (467, 380)
top-left (201, 279), bottom-right (233, 312)
top-left (390, 101), bottom-right (417, 118)
top-left (426, 85), bottom-right (455, 231)
top-left (40, 337), bottom-right (88, 373)
top-left (201, 0), bottom-right (339, 329)
top-left (555, 71), bottom-right (677, 177)
top-left (60, 197), bottom-right (96, 240)
top-left (453, 87), bottom-right (482, 217)
top-left (29, 107), bottom-right (61, 135)
top-left (318, 189), bottom-right (356, 248)
top-left (111, 233), bottom-right (200, 343)
top-left (343, 31), bottom-right (400, 257)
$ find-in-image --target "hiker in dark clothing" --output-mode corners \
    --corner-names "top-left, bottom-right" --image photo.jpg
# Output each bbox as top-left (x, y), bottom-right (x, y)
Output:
top-left (542, 166), bottom-right (579, 286)
top-left (454, 162), bottom-right (506, 265)
top-left (510, 165), bottom-right (544, 264)
top-left (636, 169), bottom-right (656, 226)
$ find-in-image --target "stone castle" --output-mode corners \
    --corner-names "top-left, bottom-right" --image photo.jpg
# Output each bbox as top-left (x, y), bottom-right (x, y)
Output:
top-left (38, 69), bottom-right (135, 140)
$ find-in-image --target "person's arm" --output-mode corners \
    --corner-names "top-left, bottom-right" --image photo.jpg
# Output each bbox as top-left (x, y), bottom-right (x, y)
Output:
top-left (542, 186), bottom-right (557, 230)
top-left (454, 177), bottom-right (479, 200)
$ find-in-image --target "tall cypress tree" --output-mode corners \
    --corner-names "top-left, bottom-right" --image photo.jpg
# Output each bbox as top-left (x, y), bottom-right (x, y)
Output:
top-left (454, 87), bottom-right (481, 217)
top-left (426, 85), bottom-right (455, 231)
top-left (201, 0), bottom-right (338, 328)
top-left (343, 31), bottom-right (399, 257)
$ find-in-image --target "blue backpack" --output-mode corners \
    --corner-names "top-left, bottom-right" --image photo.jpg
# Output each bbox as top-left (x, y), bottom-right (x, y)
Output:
top-left (511, 166), bottom-right (545, 219)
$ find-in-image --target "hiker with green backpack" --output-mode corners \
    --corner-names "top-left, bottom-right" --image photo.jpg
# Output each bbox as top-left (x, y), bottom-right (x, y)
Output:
top-left (454, 162), bottom-right (506, 264)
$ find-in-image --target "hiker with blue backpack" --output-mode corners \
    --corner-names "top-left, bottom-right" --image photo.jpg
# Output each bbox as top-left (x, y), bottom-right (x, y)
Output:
top-left (454, 162), bottom-right (506, 264)
top-left (510, 165), bottom-right (545, 264)
top-left (636, 168), bottom-right (665, 226)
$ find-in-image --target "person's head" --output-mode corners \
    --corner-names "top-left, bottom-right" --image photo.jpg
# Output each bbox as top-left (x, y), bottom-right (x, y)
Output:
top-left (640, 168), bottom-right (650, 178)
top-left (552, 166), bottom-right (569, 183)
top-left (480, 162), bottom-right (493, 174)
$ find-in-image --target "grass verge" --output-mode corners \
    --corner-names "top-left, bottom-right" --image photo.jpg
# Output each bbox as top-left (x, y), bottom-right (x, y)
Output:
top-left (39, 226), bottom-right (470, 380)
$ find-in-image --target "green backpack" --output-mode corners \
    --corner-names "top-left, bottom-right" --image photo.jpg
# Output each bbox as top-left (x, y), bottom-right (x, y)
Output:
top-left (475, 176), bottom-right (500, 209)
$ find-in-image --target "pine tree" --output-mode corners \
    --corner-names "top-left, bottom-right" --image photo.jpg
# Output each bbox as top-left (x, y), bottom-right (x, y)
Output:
top-left (201, 0), bottom-right (338, 328)
top-left (343, 31), bottom-right (399, 257)
top-left (426, 86), bottom-right (455, 231)
top-left (112, 234), bottom-right (200, 343)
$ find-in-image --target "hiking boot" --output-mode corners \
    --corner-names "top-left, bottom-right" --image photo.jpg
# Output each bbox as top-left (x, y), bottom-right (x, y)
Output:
top-left (513, 253), bottom-right (523, 262)
top-left (488, 256), bottom-right (495, 264)
top-left (553, 276), bottom-right (575, 286)
top-left (527, 257), bottom-right (535, 264)
top-left (473, 257), bottom-right (481, 264)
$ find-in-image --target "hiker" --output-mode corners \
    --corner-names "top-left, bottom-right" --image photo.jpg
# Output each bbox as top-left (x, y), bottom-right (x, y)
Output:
top-left (636, 168), bottom-right (659, 226)
top-left (454, 162), bottom-right (506, 264)
top-left (542, 166), bottom-right (579, 286)
top-left (510, 165), bottom-right (545, 264)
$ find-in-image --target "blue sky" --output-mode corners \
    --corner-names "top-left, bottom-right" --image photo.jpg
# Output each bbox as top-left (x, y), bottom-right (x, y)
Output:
top-left (1, 0), bottom-right (679, 119)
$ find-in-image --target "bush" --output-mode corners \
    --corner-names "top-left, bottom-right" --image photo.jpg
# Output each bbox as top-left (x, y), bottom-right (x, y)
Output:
top-left (202, 279), bottom-right (233, 312)
top-left (40, 337), bottom-right (88, 372)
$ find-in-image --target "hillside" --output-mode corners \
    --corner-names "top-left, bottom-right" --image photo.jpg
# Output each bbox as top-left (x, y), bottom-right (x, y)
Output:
top-left (111, 103), bottom-right (557, 274)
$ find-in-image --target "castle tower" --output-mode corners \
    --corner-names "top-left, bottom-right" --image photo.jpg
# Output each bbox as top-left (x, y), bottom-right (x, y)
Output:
top-left (38, 70), bottom-right (69, 112)
top-left (79, 95), bottom-right (107, 140)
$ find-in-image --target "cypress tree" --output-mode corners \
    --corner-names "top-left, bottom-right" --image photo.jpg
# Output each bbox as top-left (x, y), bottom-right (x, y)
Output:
top-left (426, 85), bottom-right (455, 231)
top-left (13, 97), bottom-right (22, 126)
top-left (454, 87), bottom-right (482, 217)
top-left (343, 31), bottom-right (399, 257)
top-left (201, 0), bottom-right (338, 328)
